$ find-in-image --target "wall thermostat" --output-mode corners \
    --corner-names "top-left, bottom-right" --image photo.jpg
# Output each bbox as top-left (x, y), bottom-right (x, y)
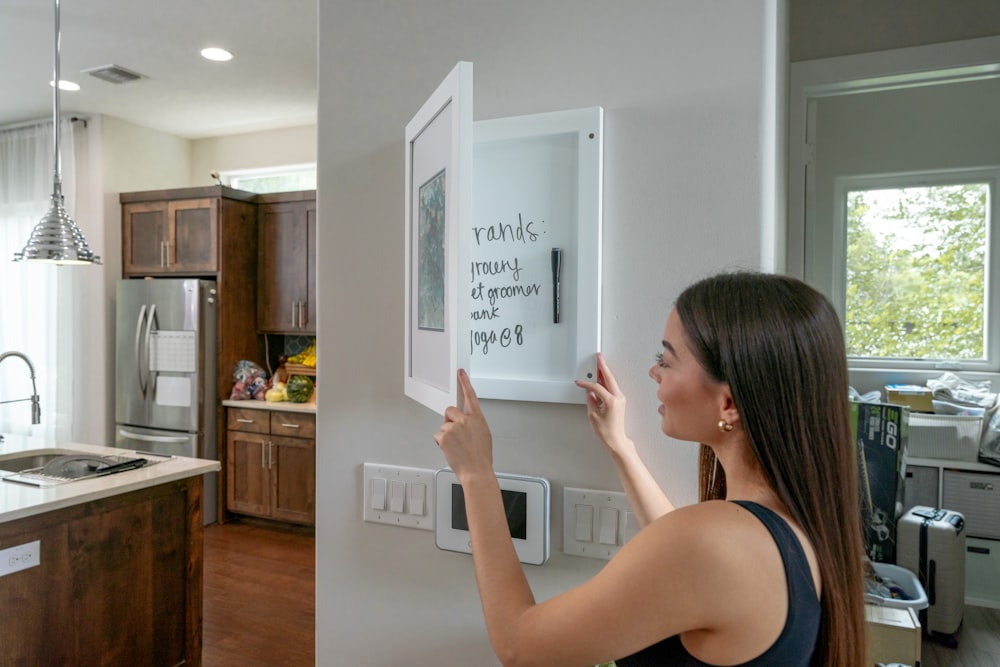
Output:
top-left (434, 469), bottom-right (550, 565)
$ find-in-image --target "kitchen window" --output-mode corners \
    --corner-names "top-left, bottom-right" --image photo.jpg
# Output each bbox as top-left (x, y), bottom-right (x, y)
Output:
top-left (835, 170), bottom-right (997, 371)
top-left (221, 163), bottom-right (316, 193)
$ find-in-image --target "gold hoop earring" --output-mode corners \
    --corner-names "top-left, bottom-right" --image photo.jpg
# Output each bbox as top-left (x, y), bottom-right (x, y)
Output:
top-left (718, 419), bottom-right (734, 432)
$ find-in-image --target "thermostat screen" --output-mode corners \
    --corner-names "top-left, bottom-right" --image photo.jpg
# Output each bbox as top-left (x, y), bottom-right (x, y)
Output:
top-left (451, 484), bottom-right (527, 540)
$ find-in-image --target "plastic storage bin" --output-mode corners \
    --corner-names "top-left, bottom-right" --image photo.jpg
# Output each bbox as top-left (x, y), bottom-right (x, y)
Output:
top-left (907, 413), bottom-right (982, 461)
top-left (865, 562), bottom-right (929, 610)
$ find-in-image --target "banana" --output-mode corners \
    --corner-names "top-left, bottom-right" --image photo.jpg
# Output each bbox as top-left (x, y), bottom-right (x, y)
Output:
top-left (288, 339), bottom-right (317, 366)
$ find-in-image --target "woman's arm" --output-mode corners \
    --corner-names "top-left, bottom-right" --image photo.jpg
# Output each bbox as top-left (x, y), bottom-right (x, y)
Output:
top-left (434, 370), bottom-right (538, 659)
top-left (576, 354), bottom-right (674, 525)
top-left (435, 371), bottom-right (778, 667)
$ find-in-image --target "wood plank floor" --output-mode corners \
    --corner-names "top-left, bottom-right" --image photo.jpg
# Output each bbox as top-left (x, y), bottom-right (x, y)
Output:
top-left (202, 518), bottom-right (315, 667)
top-left (921, 606), bottom-right (1000, 666)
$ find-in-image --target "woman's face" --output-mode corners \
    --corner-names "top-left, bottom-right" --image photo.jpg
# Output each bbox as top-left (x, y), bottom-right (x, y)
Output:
top-left (648, 308), bottom-right (729, 442)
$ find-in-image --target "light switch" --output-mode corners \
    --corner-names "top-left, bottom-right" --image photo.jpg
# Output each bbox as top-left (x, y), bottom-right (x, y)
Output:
top-left (599, 507), bottom-right (619, 545)
top-left (371, 477), bottom-right (387, 510)
top-left (408, 482), bottom-right (426, 516)
top-left (574, 504), bottom-right (594, 542)
top-left (362, 462), bottom-right (435, 531)
top-left (563, 487), bottom-right (633, 560)
top-left (390, 480), bottom-right (406, 512)
top-left (624, 511), bottom-right (641, 542)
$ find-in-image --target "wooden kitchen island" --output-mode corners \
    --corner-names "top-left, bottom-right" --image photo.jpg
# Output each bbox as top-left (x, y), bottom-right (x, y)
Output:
top-left (0, 437), bottom-right (219, 666)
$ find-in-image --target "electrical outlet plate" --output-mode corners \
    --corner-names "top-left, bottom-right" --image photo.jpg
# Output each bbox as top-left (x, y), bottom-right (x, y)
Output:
top-left (362, 462), bottom-right (436, 531)
top-left (563, 487), bottom-right (637, 561)
top-left (0, 540), bottom-right (40, 577)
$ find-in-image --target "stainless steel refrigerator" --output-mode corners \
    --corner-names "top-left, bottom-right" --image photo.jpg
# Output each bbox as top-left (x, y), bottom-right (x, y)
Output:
top-left (114, 278), bottom-right (218, 523)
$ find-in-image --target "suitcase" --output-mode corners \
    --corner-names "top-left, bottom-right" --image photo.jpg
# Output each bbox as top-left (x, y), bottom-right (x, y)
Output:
top-left (896, 506), bottom-right (966, 643)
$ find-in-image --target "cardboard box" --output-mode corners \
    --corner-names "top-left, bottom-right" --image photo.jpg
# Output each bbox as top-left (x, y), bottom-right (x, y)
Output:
top-left (865, 604), bottom-right (921, 666)
top-left (852, 401), bottom-right (909, 563)
top-left (885, 384), bottom-right (935, 413)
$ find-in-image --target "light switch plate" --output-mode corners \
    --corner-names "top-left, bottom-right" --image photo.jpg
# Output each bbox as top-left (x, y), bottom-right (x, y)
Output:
top-left (563, 487), bottom-right (634, 560)
top-left (362, 463), bottom-right (435, 531)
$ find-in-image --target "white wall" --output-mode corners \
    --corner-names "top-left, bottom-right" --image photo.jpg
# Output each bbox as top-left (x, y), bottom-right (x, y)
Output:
top-left (316, 1), bottom-right (785, 664)
top-left (190, 124), bottom-right (317, 186)
top-left (790, 0), bottom-right (1000, 61)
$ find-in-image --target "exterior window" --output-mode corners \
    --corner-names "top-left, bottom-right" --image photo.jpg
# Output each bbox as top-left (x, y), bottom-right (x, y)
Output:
top-left (837, 173), bottom-right (995, 369)
top-left (221, 164), bottom-right (316, 194)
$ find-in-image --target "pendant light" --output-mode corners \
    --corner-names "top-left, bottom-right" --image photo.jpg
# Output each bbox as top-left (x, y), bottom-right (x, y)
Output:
top-left (13, 0), bottom-right (101, 265)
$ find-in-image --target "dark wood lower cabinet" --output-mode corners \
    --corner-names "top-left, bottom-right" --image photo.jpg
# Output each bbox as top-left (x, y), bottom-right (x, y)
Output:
top-left (0, 477), bottom-right (204, 666)
top-left (226, 407), bottom-right (316, 526)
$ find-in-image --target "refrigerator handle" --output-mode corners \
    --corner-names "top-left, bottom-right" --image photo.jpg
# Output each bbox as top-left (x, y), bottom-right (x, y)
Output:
top-left (118, 428), bottom-right (192, 444)
top-left (134, 304), bottom-right (148, 398)
top-left (146, 304), bottom-right (158, 400)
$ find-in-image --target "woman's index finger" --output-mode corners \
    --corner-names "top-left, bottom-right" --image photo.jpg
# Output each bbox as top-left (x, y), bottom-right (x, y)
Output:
top-left (457, 369), bottom-right (482, 414)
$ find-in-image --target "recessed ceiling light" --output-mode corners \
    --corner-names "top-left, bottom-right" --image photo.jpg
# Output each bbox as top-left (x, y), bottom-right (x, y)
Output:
top-left (49, 79), bottom-right (80, 91)
top-left (200, 47), bottom-right (233, 62)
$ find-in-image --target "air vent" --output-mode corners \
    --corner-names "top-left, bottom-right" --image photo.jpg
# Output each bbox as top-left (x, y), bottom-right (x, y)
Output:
top-left (81, 64), bottom-right (145, 84)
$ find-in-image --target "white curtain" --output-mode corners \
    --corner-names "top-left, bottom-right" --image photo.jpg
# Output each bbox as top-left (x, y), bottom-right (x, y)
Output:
top-left (0, 119), bottom-right (79, 442)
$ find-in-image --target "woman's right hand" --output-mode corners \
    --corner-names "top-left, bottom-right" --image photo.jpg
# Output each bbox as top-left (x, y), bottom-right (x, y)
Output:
top-left (576, 353), bottom-right (632, 457)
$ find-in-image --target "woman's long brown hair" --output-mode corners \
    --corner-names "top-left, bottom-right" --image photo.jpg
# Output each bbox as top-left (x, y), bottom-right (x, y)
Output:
top-left (680, 272), bottom-right (866, 667)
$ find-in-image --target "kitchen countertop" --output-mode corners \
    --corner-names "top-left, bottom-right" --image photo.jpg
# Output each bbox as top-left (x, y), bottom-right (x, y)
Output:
top-left (222, 399), bottom-right (317, 413)
top-left (0, 435), bottom-right (220, 524)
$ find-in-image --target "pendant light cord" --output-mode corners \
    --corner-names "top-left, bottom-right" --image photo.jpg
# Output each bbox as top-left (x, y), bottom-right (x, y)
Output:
top-left (52, 0), bottom-right (63, 197)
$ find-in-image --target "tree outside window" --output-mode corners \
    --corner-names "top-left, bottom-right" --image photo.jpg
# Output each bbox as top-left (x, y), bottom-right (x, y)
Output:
top-left (845, 183), bottom-right (988, 361)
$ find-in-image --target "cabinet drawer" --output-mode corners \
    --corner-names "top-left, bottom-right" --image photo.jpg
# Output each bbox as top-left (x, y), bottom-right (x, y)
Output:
top-left (966, 537), bottom-right (1000, 607)
top-left (943, 469), bottom-right (1000, 539)
top-left (270, 411), bottom-right (316, 438)
top-left (227, 408), bottom-right (270, 433)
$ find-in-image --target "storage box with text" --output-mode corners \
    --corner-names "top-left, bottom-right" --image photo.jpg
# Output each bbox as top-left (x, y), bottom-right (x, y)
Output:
top-left (852, 401), bottom-right (909, 563)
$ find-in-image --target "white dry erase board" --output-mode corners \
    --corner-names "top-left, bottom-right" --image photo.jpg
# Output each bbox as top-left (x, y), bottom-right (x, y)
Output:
top-left (469, 107), bottom-right (603, 403)
top-left (434, 469), bottom-right (550, 565)
top-left (403, 61), bottom-right (473, 415)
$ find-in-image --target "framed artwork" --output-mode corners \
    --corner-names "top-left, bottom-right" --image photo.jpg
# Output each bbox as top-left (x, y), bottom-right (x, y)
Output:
top-left (469, 106), bottom-right (604, 403)
top-left (417, 169), bottom-right (446, 331)
top-left (403, 61), bottom-right (472, 415)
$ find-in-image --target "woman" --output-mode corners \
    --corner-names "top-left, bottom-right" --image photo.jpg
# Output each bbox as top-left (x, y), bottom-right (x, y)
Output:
top-left (434, 272), bottom-right (867, 666)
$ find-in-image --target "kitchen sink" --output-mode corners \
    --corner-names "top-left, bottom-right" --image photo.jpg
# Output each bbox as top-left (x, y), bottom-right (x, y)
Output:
top-left (0, 449), bottom-right (102, 473)
top-left (0, 448), bottom-right (156, 486)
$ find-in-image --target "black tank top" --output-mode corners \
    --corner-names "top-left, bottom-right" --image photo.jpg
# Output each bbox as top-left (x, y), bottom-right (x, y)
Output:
top-left (615, 501), bottom-right (820, 667)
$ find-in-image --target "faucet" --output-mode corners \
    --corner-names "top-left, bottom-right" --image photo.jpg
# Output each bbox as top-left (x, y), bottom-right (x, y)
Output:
top-left (0, 351), bottom-right (42, 429)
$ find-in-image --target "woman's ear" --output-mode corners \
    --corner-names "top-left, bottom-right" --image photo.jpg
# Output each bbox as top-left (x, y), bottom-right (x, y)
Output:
top-left (719, 386), bottom-right (740, 426)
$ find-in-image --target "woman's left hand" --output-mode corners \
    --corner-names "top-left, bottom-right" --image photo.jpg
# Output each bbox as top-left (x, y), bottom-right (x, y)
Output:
top-left (434, 369), bottom-right (494, 481)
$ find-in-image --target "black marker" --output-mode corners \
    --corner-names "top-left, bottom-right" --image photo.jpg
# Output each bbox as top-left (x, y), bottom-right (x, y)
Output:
top-left (551, 248), bottom-right (562, 324)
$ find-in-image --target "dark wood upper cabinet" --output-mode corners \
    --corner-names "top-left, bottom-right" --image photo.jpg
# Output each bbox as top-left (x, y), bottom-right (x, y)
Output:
top-left (256, 190), bottom-right (317, 334)
top-left (122, 197), bottom-right (221, 275)
top-left (121, 186), bottom-right (257, 279)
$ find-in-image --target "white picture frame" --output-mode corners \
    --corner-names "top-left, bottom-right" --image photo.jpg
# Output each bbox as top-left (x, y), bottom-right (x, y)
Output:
top-left (403, 61), bottom-right (473, 415)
